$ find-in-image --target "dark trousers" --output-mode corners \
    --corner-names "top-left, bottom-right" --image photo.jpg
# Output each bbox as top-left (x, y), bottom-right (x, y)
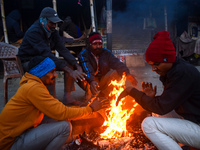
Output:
top-left (77, 69), bottom-right (121, 98)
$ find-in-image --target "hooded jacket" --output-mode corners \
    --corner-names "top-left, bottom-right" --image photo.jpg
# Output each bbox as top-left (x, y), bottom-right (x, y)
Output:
top-left (0, 73), bottom-right (92, 150)
top-left (18, 20), bottom-right (77, 70)
top-left (59, 16), bottom-right (79, 38)
top-left (5, 9), bottom-right (24, 43)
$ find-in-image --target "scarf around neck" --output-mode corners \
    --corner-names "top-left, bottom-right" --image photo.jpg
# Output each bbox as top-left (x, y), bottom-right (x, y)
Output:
top-left (40, 17), bottom-right (52, 38)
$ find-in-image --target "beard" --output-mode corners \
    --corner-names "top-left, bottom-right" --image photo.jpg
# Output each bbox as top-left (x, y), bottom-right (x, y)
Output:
top-left (49, 27), bottom-right (55, 31)
top-left (51, 76), bottom-right (56, 80)
top-left (93, 48), bottom-right (102, 55)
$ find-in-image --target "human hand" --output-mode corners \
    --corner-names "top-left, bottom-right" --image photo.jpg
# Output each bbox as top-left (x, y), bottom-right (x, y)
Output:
top-left (126, 74), bottom-right (138, 87)
top-left (141, 82), bottom-right (157, 98)
top-left (116, 87), bottom-right (133, 106)
top-left (75, 64), bottom-right (83, 73)
top-left (90, 81), bottom-right (99, 95)
top-left (89, 97), bottom-right (110, 112)
top-left (70, 70), bottom-right (87, 82)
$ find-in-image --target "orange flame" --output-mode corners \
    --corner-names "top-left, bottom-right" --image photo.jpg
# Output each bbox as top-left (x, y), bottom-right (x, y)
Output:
top-left (100, 74), bottom-right (137, 139)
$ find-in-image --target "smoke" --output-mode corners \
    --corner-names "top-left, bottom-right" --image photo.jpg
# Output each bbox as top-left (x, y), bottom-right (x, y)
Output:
top-left (112, 0), bottom-right (199, 50)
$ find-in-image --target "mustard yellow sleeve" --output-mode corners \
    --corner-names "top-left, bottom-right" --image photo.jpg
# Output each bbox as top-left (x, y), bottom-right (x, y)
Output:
top-left (26, 82), bottom-right (93, 120)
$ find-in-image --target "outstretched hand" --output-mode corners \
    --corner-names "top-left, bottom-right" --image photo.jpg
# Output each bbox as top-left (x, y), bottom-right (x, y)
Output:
top-left (70, 70), bottom-right (87, 82)
top-left (126, 74), bottom-right (138, 87)
top-left (75, 64), bottom-right (83, 73)
top-left (89, 97), bottom-right (110, 112)
top-left (141, 82), bottom-right (157, 98)
top-left (116, 87), bottom-right (133, 106)
top-left (63, 65), bottom-right (87, 82)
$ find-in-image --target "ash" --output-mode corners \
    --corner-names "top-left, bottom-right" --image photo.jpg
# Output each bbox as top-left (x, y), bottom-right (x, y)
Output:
top-left (64, 111), bottom-right (158, 150)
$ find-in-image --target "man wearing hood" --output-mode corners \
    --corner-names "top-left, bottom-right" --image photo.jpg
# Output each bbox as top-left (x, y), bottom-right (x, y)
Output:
top-left (0, 9), bottom-right (24, 43)
top-left (0, 56), bottom-right (110, 150)
top-left (59, 16), bottom-right (81, 40)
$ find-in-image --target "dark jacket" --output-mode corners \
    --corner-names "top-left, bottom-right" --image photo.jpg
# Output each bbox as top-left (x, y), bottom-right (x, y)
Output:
top-left (129, 58), bottom-right (200, 124)
top-left (4, 9), bottom-right (24, 43)
top-left (18, 20), bottom-right (77, 70)
top-left (59, 17), bottom-right (79, 38)
top-left (78, 48), bottom-right (130, 83)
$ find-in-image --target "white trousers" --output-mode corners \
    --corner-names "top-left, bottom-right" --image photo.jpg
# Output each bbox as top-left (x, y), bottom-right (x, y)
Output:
top-left (142, 116), bottom-right (200, 150)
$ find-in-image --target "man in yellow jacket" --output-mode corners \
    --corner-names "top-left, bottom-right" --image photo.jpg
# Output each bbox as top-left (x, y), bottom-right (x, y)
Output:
top-left (0, 56), bottom-right (110, 150)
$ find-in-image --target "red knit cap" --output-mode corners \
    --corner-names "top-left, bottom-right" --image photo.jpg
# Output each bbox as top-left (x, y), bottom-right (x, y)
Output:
top-left (145, 31), bottom-right (176, 63)
top-left (89, 34), bottom-right (102, 44)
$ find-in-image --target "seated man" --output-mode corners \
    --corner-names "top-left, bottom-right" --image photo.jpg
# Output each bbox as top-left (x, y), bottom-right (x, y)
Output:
top-left (59, 16), bottom-right (86, 43)
top-left (17, 7), bottom-right (86, 105)
top-left (117, 31), bottom-right (200, 150)
top-left (78, 32), bottom-right (138, 101)
top-left (0, 56), bottom-right (110, 150)
top-left (0, 9), bottom-right (24, 43)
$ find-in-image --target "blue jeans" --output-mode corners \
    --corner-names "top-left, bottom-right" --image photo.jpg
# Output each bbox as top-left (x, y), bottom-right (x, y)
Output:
top-left (142, 116), bottom-right (200, 150)
top-left (10, 121), bottom-right (72, 150)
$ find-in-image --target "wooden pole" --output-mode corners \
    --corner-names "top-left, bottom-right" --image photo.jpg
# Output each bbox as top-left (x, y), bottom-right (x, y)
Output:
top-left (90, 0), bottom-right (96, 32)
top-left (52, 0), bottom-right (59, 57)
top-left (106, 0), bottom-right (112, 51)
top-left (52, 0), bottom-right (57, 12)
top-left (0, 0), bottom-right (8, 43)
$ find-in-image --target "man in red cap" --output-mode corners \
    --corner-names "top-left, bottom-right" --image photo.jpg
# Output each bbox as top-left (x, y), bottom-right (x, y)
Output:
top-left (117, 31), bottom-right (200, 149)
top-left (78, 32), bottom-right (138, 101)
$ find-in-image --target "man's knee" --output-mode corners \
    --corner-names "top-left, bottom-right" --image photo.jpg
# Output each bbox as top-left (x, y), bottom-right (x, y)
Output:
top-left (59, 121), bottom-right (72, 136)
top-left (141, 117), bottom-right (157, 134)
top-left (63, 121), bottom-right (72, 131)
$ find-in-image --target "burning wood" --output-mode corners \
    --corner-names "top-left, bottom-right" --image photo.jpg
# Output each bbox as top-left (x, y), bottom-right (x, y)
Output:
top-left (63, 74), bottom-right (157, 149)
top-left (99, 74), bottom-right (137, 139)
top-left (64, 128), bottom-right (157, 150)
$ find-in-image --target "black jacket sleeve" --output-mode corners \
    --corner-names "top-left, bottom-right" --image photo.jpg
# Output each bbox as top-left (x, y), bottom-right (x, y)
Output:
top-left (129, 66), bottom-right (196, 115)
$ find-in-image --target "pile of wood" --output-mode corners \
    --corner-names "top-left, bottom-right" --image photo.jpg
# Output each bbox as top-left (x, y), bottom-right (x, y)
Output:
top-left (64, 129), bottom-right (157, 150)
top-left (64, 111), bottom-right (158, 150)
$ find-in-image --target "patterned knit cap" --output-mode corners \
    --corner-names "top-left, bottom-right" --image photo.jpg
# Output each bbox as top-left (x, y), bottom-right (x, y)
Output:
top-left (29, 57), bottom-right (56, 78)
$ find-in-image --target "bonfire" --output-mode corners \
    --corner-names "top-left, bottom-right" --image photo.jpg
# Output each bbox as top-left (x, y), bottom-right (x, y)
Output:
top-left (64, 74), bottom-right (157, 150)
top-left (100, 74), bottom-right (138, 139)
